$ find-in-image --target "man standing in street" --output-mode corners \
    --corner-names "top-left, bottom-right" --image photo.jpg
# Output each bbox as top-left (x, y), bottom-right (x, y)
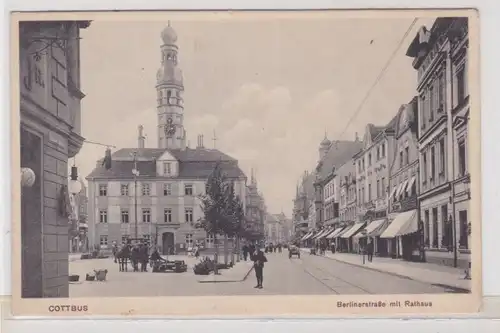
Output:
top-left (366, 239), bottom-right (374, 262)
top-left (251, 247), bottom-right (267, 289)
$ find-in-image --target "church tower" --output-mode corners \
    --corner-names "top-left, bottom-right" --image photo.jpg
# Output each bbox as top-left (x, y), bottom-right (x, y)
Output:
top-left (156, 22), bottom-right (187, 149)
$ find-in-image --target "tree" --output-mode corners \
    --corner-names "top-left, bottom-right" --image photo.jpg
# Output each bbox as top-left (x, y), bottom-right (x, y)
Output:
top-left (199, 162), bottom-right (235, 274)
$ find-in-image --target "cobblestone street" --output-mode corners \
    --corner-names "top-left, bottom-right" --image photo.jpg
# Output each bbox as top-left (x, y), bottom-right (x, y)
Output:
top-left (69, 250), bottom-right (461, 297)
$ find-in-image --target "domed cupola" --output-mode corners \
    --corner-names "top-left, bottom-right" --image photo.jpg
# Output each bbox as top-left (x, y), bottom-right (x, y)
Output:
top-left (161, 21), bottom-right (178, 45)
top-left (318, 131), bottom-right (331, 162)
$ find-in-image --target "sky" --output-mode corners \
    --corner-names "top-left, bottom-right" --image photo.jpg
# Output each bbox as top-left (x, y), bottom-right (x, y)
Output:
top-left (76, 13), bottom-right (435, 217)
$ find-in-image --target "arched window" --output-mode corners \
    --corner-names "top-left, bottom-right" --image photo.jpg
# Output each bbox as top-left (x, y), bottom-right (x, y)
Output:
top-left (167, 90), bottom-right (172, 99)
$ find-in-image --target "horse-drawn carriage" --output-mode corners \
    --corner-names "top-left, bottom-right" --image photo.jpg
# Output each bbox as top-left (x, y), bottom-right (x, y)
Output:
top-left (151, 259), bottom-right (188, 273)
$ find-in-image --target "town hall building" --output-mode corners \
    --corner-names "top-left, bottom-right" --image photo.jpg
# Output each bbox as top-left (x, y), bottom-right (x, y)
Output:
top-left (86, 23), bottom-right (247, 254)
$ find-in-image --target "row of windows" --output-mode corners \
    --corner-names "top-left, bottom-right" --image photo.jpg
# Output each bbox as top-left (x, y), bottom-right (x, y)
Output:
top-left (357, 143), bottom-right (387, 173)
top-left (357, 177), bottom-right (386, 204)
top-left (422, 207), bottom-right (469, 250)
top-left (99, 233), bottom-right (214, 247)
top-left (99, 207), bottom-right (194, 224)
top-left (99, 183), bottom-right (194, 197)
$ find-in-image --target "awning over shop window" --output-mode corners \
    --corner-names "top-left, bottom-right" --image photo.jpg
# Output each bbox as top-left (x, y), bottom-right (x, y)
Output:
top-left (313, 228), bottom-right (331, 240)
top-left (340, 223), bottom-right (365, 239)
top-left (322, 228), bottom-right (337, 238)
top-left (380, 210), bottom-right (418, 238)
top-left (353, 219), bottom-right (386, 238)
top-left (326, 227), bottom-right (345, 239)
top-left (397, 180), bottom-right (409, 198)
top-left (300, 231), bottom-right (313, 241)
top-left (302, 231), bottom-right (314, 241)
top-left (389, 186), bottom-right (398, 199)
top-left (406, 176), bottom-right (416, 194)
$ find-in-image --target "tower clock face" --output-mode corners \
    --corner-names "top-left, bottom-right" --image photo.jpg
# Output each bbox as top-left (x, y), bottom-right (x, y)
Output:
top-left (165, 117), bottom-right (176, 136)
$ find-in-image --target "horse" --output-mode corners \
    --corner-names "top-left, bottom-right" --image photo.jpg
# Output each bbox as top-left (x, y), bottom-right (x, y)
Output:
top-left (116, 244), bottom-right (131, 272)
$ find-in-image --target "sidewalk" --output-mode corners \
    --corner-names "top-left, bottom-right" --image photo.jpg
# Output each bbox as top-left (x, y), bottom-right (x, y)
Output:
top-left (300, 248), bottom-right (471, 291)
top-left (197, 261), bottom-right (254, 283)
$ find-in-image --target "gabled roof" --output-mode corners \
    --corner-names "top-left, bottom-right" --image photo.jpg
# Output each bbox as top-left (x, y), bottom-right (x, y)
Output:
top-left (86, 147), bottom-right (244, 180)
top-left (316, 140), bottom-right (363, 180)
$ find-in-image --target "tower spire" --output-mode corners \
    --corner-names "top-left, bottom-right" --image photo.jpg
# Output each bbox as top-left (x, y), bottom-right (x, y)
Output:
top-left (157, 23), bottom-right (185, 149)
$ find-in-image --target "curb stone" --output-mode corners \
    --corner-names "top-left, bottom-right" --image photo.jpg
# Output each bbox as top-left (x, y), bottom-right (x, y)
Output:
top-left (300, 249), bottom-right (471, 292)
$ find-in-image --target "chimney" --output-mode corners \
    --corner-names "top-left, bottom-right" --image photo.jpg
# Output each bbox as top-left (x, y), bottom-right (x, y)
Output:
top-left (355, 132), bottom-right (359, 142)
top-left (197, 134), bottom-right (205, 148)
top-left (138, 125), bottom-right (145, 149)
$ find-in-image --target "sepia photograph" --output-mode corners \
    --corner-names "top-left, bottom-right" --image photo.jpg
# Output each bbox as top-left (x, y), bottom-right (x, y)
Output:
top-left (11, 9), bottom-right (481, 316)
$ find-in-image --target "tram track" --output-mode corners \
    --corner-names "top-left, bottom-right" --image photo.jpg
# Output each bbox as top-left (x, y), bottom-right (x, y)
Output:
top-left (289, 255), bottom-right (374, 295)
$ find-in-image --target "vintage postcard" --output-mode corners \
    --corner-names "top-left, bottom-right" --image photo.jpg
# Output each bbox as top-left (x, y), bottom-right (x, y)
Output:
top-left (11, 9), bottom-right (481, 316)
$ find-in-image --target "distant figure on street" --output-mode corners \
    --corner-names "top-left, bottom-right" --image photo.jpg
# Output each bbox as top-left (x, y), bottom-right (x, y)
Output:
top-left (330, 241), bottom-right (336, 254)
top-left (112, 241), bottom-right (118, 263)
top-left (242, 244), bottom-right (249, 261)
top-left (139, 244), bottom-right (149, 272)
top-left (366, 240), bottom-right (374, 262)
top-left (131, 245), bottom-right (140, 272)
top-left (194, 244), bottom-right (200, 258)
top-left (251, 248), bottom-right (268, 289)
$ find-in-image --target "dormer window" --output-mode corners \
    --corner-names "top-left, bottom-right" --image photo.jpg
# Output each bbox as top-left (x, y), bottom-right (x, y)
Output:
top-left (163, 162), bottom-right (171, 175)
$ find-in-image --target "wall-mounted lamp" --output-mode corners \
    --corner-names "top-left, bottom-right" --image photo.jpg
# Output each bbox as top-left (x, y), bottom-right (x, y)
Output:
top-left (21, 167), bottom-right (36, 187)
top-left (68, 166), bottom-right (82, 195)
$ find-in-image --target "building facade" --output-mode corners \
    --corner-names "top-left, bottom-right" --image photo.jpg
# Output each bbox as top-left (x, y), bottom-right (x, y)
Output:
top-left (406, 17), bottom-right (470, 268)
top-left (383, 98), bottom-right (421, 260)
top-left (86, 24), bottom-right (246, 255)
top-left (313, 135), bottom-right (363, 230)
top-left (338, 161), bottom-right (358, 224)
top-left (244, 170), bottom-right (266, 241)
top-left (351, 121), bottom-right (397, 253)
top-left (19, 21), bottom-right (90, 298)
top-left (69, 180), bottom-right (89, 253)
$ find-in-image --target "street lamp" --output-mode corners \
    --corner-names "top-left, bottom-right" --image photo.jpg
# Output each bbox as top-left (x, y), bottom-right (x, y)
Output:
top-left (21, 167), bottom-right (36, 187)
top-left (68, 166), bottom-right (82, 195)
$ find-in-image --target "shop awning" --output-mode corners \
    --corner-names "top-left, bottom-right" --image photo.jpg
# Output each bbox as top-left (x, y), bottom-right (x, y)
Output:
top-left (322, 228), bottom-right (337, 238)
top-left (340, 223), bottom-right (365, 239)
top-left (300, 231), bottom-right (313, 241)
top-left (313, 228), bottom-right (331, 240)
top-left (389, 185), bottom-right (398, 199)
top-left (326, 227), bottom-right (345, 239)
top-left (353, 219), bottom-right (386, 238)
top-left (380, 210), bottom-right (418, 238)
top-left (406, 176), bottom-right (416, 194)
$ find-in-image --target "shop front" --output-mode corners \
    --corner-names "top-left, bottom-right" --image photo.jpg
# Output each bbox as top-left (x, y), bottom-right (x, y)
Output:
top-left (380, 209), bottom-right (422, 261)
top-left (340, 222), bottom-right (366, 253)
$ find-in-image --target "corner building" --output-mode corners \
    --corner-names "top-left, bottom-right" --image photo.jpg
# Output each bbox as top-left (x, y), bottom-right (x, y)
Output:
top-left (406, 17), bottom-right (470, 267)
top-left (19, 21), bottom-right (90, 297)
top-left (86, 24), bottom-right (246, 254)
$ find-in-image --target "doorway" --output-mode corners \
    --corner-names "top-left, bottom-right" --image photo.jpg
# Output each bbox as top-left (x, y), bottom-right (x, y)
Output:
top-left (162, 232), bottom-right (175, 255)
top-left (20, 127), bottom-right (43, 298)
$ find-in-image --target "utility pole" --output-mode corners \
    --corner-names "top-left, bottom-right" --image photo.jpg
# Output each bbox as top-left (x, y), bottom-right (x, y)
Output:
top-left (132, 151), bottom-right (139, 239)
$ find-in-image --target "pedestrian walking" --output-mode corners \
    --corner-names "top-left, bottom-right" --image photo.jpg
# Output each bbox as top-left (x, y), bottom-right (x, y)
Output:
top-left (251, 248), bottom-right (267, 289)
top-left (366, 239), bottom-right (374, 262)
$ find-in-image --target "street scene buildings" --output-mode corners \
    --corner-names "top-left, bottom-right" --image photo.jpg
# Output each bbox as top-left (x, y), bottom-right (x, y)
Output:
top-left (17, 14), bottom-right (474, 301)
top-left (294, 17), bottom-right (472, 282)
